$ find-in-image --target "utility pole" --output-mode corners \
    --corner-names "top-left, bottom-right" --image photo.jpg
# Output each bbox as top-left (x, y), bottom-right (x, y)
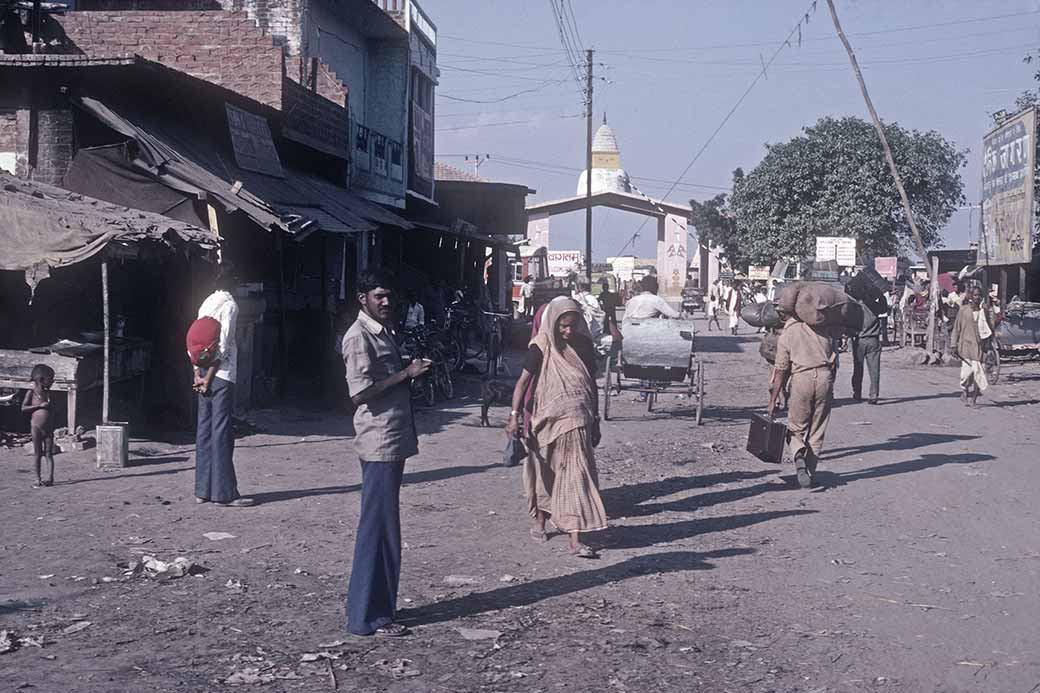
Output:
top-left (584, 48), bottom-right (594, 282)
top-left (824, 0), bottom-right (933, 287)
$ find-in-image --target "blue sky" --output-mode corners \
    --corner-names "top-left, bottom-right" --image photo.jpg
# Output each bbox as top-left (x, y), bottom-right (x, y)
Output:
top-left (431, 0), bottom-right (1040, 261)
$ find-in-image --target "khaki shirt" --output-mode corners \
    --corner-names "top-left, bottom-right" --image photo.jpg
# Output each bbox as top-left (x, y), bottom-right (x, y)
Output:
top-left (342, 311), bottom-right (418, 462)
top-left (775, 319), bottom-right (835, 374)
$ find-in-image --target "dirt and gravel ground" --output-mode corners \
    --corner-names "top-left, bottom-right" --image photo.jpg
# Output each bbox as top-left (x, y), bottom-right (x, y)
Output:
top-left (2, 316), bottom-right (1039, 692)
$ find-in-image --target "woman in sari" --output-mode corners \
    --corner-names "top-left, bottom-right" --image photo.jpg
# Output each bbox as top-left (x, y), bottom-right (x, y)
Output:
top-left (506, 298), bottom-right (607, 558)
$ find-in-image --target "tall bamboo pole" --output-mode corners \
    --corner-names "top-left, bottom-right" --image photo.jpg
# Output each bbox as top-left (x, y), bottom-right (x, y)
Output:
top-left (101, 259), bottom-right (110, 424)
top-left (824, 0), bottom-right (936, 286)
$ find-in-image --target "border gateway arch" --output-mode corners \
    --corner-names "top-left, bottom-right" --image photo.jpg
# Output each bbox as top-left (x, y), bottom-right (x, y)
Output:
top-left (525, 191), bottom-right (710, 301)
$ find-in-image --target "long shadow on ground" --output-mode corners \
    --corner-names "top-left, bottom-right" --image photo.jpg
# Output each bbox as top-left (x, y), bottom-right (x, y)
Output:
top-left (816, 452), bottom-right (994, 488)
top-left (248, 463), bottom-right (498, 505)
top-left (595, 508), bottom-right (815, 551)
top-left (399, 547), bottom-right (755, 627)
top-left (601, 470), bottom-right (775, 518)
top-left (822, 433), bottom-right (979, 459)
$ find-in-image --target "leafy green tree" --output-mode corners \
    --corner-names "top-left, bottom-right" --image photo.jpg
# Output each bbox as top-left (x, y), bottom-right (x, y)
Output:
top-left (722, 116), bottom-right (966, 265)
top-left (688, 169), bottom-right (744, 268)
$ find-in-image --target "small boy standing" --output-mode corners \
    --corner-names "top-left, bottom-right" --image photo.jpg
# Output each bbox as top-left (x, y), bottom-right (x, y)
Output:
top-left (22, 364), bottom-right (56, 487)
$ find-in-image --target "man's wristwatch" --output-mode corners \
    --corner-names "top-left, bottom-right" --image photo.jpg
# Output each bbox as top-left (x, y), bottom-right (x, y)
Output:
top-left (509, 410), bottom-right (519, 418)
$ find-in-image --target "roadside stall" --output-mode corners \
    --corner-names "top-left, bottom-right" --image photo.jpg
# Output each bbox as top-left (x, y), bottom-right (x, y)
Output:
top-left (0, 173), bottom-right (216, 437)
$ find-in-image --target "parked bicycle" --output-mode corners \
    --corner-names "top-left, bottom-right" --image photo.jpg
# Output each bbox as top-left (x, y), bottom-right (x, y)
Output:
top-left (481, 309), bottom-right (513, 377)
top-left (398, 326), bottom-right (454, 405)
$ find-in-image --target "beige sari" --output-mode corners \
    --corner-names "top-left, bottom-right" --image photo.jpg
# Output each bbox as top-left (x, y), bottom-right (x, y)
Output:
top-left (523, 299), bottom-right (607, 533)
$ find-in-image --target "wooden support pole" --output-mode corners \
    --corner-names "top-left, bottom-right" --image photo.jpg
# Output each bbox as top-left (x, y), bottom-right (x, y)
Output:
top-left (275, 230), bottom-right (288, 395)
top-left (825, 0), bottom-right (935, 287)
top-left (584, 48), bottom-right (594, 282)
top-left (101, 259), bottom-right (110, 424)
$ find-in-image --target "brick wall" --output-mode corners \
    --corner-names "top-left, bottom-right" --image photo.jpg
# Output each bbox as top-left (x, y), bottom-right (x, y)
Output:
top-left (13, 109), bottom-right (75, 185)
top-left (285, 56), bottom-right (347, 108)
top-left (59, 10), bottom-right (284, 109)
top-left (0, 111), bottom-right (16, 152)
top-left (217, 0), bottom-right (304, 55)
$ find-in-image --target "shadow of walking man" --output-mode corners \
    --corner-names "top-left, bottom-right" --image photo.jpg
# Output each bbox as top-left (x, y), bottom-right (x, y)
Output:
top-left (399, 546), bottom-right (756, 627)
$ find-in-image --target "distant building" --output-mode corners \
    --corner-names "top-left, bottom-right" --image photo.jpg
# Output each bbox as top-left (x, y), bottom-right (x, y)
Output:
top-left (576, 115), bottom-right (632, 196)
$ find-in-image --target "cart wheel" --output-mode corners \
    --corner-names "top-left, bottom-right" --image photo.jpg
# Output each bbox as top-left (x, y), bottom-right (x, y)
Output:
top-left (603, 355), bottom-right (612, 421)
top-left (696, 362), bottom-right (704, 425)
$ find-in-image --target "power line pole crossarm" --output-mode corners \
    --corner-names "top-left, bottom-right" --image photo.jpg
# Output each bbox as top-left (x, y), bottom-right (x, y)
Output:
top-left (585, 48), bottom-right (594, 281)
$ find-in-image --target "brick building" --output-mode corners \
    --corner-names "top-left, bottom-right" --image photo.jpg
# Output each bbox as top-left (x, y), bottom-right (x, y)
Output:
top-left (0, 1), bottom-right (523, 424)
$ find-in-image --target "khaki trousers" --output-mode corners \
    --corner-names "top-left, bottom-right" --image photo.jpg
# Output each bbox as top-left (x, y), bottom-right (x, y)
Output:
top-left (786, 366), bottom-right (834, 469)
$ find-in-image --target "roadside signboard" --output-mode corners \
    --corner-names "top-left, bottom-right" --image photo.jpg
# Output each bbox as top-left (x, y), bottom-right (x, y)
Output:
top-left (874, 256), bottom-right (898, 279)
top-left (225, 103), bottom-right (284, 178)
top-left (547, 250), bottom-right (584, 277)
top-left (815, 236), bottom-right (857, 266)
top-left (980, 106), bottom-right (1036, 266)
top-left (747, 265), bottom-right (770, 280)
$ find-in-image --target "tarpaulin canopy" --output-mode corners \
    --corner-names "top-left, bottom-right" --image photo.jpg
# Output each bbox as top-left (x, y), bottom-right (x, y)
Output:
top-left (0, 172), bottom-right (216, 289)
top-left (71, 95), bottom-right (411, 237)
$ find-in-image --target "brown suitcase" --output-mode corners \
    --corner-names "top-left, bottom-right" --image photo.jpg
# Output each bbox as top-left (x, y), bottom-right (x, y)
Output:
top-left (747, 413), bottom-right (786, 464)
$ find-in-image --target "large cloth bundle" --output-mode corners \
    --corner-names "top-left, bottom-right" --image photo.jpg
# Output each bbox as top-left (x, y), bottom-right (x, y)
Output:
top-left (845, 267), bottom-right (889, 303)
top-left (742, 301), bottom-right (781, 329)
top-left (777, 282), bottom-right (850, 326)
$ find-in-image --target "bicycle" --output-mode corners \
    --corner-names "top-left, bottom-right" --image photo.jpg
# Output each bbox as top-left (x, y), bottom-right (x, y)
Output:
top-left (399, 326), bottom-right (454, 405)
top-left (481, 310), bottom-right (513, 377)
top-left (443, 302), bottom-right (482, 371)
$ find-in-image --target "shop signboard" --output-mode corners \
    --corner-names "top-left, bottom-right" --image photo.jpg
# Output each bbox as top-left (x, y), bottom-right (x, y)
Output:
top-left (816, 236), bottom-right (857, 266)
top-left (225, 103), bottom-right (283, 178)
top-left (874, 256), bottom-right (898, 279)
top-left (282, 78), bottom-right (349, 160)
top-left (980, 107), bottom-right (1036, 266)
top-left (747, 265), bottom-right (770, 280)
top-left (547, 250), bottom-right (584, 277)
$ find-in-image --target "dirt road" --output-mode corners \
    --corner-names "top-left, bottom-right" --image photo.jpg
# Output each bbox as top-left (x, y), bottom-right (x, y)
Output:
top-left (2, 318), bottom-right (1038, 691)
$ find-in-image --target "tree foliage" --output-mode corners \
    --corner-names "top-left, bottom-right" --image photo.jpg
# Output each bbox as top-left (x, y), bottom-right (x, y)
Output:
top-left (709, 116), bottom-right (965, 267)
top-left (688, 169), bottom-right (743, 267)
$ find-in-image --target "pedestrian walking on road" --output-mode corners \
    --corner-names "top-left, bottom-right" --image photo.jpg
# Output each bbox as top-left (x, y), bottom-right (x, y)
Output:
top-left (192, 268), bottom-right (255, 508)
top-left (707, 281), bottom-right (722, 331)
top-left (342, 269), bottom-right (431, 637)
top-left (768, 316), bottom-right (837, 488)
top-left (507, 298), bottom-right (606, 558)
top-left (950, 286), bottom-right (991, 407)
top-left (850, 300), bottom-right (882, 404)
top-left (727, 281), bottom-right (743, 335)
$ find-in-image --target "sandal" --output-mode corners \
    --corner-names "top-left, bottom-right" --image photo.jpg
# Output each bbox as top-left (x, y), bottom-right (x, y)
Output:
top-left (529, 527), bottom-right (548, 542)
top-left (570, 544), bottom-right (598, 559)
top-left (374, 623), bottom-right (411, 637)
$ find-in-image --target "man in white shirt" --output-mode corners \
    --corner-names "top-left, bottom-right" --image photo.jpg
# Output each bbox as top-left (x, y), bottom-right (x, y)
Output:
top-left (572, 276), bottom-right (605, 341)
top-left (519, 276), bottom-right (535, 318)
top-left (193, 268), bottom-right (254, 507)
top-left (403, 292), bottom-right (425, 330)
top-left (623, 275), bottom-right (680, 322)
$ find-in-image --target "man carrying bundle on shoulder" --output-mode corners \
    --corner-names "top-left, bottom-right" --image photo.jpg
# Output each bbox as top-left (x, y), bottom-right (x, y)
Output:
top-left (768, 283), bottom-right (841, 489)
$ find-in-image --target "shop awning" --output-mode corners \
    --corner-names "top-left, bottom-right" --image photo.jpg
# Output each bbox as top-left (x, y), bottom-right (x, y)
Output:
top-left (0, 172), bottom-right (217, 289)
top-left (71, 96), bottom-right (410, 237)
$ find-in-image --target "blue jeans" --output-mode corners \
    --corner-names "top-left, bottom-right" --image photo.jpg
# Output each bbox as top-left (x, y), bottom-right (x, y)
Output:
top-left (195, 377), bottom-right (239, 503)
top-left (346, 460), bottom-right (405, 635)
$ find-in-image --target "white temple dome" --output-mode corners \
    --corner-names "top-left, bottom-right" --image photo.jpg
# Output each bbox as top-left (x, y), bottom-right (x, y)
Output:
top-left (577, 115), bottom-right (632, 195)
top-left (592, 122), bottom-right (620, 153)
